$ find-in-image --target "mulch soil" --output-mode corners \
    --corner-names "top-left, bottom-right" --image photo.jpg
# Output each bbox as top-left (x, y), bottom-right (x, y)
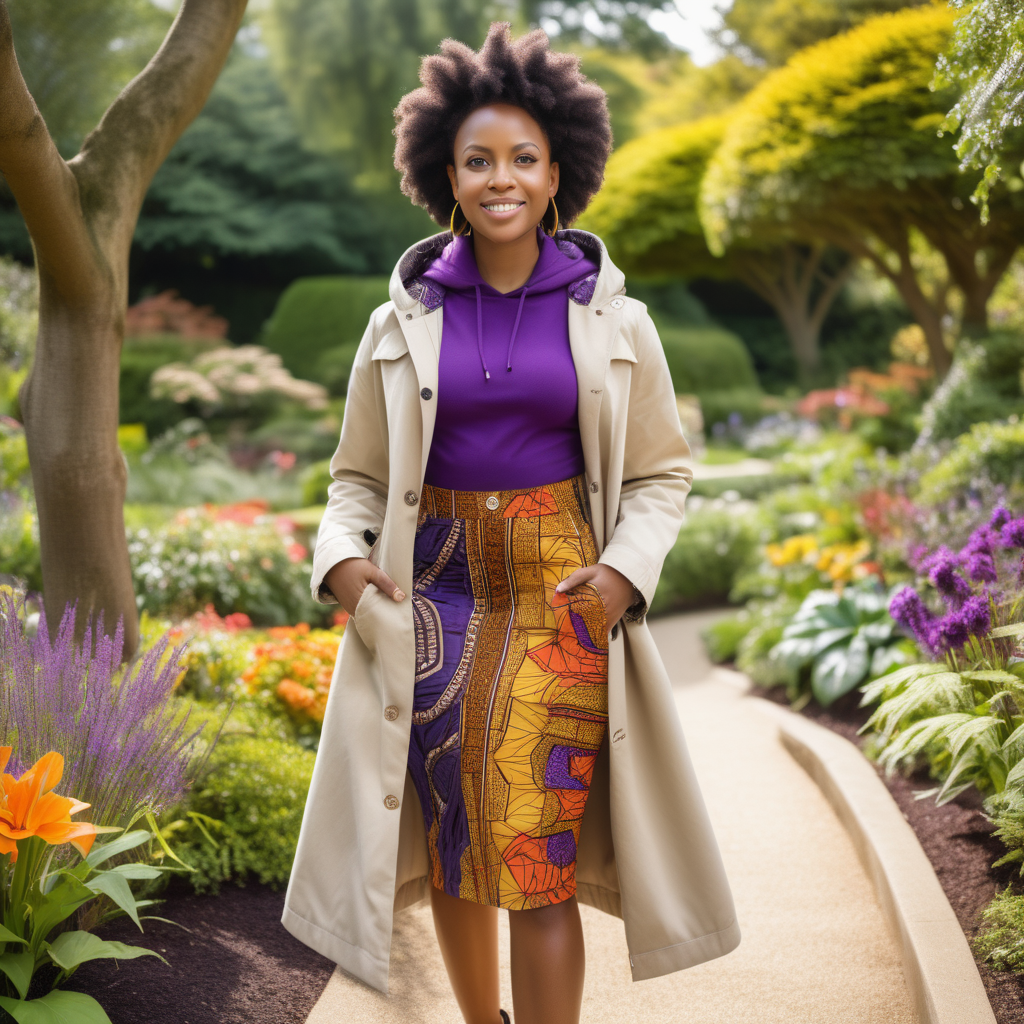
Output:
top-left (759, 684), bottom-right (1024, 1024)
top-left (66, 877), bottom-right (334, 1024)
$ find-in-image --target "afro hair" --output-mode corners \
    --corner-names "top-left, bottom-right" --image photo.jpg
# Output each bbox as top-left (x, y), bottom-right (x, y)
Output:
top-left (393, 22), bottom-right (612, 228)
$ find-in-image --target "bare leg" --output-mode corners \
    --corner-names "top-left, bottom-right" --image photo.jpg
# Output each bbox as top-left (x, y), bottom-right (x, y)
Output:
top-left (430, 883), bottom-right (503, 1024)
top-left (508, 896), bottom-right (585, 1024)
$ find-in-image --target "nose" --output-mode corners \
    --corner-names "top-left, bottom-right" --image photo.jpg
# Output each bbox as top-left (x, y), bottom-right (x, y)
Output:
top-left (488, 160), bottom-right (516, 191)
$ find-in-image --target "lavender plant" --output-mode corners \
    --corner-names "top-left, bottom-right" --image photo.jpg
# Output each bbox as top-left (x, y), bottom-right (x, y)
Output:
top-left (861, 506), bottom-right (1024, 805)
top-left (0, 589), bottom-right (202, 830)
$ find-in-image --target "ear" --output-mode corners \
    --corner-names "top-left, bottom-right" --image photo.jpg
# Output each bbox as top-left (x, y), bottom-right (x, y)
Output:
top-left (447, 164), bottom-right (458, 200)
top-left (549, 161), bottom-right (559, 197)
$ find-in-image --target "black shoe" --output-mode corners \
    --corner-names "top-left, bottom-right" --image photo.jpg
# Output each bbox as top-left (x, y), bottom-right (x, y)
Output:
top-left (500, 1012), bottom-right (511, 1024)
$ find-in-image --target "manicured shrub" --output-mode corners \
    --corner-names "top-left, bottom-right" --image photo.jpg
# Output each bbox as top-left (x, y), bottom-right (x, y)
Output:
top-left (300, 457), bottom-right (333, 507)
top-left (174, 733), bottom-right (316, 892)
top-left (651, 502), bottom-right (759, 613)
top-left (658, 325), bottom-right (760, 394)
top-left (699, 388), bottom-right (768, 430)
top-left (918, 421), bottom-right (1024, 504)
top-left (315, 340), bottom-right (361, 397)
top-left (260, 275), bottom-right (389, 380)
top-left (917, 333), bottom-right (1024, 445)
top-left (702, 612), bottom-right (756, 663)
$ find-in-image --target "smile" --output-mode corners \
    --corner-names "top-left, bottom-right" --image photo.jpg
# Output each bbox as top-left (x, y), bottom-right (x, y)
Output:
top-left (481, 201), bottom-right (525, 215)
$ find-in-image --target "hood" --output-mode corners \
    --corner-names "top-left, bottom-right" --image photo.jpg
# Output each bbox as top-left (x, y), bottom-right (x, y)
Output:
top-left (389, 226), bottom-right (626, 314)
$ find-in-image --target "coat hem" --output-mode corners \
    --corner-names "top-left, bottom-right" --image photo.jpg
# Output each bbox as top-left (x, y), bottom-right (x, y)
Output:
top-left (280, 904), bottom-right (391, 995)
top-left (575, 881), bottom-right (623, 918)
top-left (629, 917), bottom-right (741, 982)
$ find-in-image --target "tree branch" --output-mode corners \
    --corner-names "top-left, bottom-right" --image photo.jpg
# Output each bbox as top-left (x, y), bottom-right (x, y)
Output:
top-left (73, 0), bottom-right (247, 251)
top-left (0, 0), bottom-right (99, 302)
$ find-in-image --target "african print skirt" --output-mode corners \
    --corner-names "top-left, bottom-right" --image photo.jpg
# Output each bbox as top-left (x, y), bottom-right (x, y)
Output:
top-left (408, 473), bottom-right (609, 910)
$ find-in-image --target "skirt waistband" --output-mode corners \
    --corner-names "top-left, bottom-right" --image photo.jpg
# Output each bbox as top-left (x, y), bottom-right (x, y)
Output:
top-left (419, 473), bottom-right (589, 522)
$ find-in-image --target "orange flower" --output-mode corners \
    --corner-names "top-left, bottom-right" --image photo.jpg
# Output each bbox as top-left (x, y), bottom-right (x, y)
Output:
top-left (0, 750), bottom-right (111, 861)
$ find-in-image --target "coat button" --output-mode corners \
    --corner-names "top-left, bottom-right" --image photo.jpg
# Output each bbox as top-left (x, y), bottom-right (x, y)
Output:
top-left (611, 297), bottom-right (624, 309)
top-left (384, 794), bottom-right (400, 810)
top-left (384, 705), bottom-right (399, 721)
top-left (590, 481), bottom-right (599, 493)
top-left (420, 387), bottom-right (433, 400)
top-left (404, 491), bottom-right (418, 506)
top-left (595, 309), bottom-right (603, 316)
top-left (485, 495), bottom-right (500, 510)
top-left (405, 313), bottom-right (413, 320)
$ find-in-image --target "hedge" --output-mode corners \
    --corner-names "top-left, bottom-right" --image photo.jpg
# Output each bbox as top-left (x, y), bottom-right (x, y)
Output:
top-left (658, 325), bottom-right (760, 394)
top-left (260, 276), bottom-right (390, 382)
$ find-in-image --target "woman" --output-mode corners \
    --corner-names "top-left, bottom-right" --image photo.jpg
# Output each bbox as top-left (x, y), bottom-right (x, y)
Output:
top-left (283, 23), bottom-right (739, 1024)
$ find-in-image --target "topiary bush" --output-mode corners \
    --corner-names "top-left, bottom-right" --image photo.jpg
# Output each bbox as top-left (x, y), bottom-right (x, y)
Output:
top-left (173, 733), bottom-right (315, 892)
top-left (658, 325), bottom-right (760, 394)
top-left (918, 420), bottom-right (1024, 504)
top-left (260, 276), bottom-right (389, 381)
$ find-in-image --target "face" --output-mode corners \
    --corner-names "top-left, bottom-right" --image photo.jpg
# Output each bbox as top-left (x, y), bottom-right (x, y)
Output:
top-left (446, 103), bottom-right (559, 243)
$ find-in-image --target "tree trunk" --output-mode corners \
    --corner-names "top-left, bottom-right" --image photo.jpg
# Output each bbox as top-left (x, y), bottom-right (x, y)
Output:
top-left (734, 243), bottom-right (855, 384)
top-left (0, 0), bottom-right (247, 654)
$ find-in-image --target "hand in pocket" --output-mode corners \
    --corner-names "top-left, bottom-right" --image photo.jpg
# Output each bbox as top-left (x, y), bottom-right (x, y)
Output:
top-left (555, 563), bottom-right (634, 629)
top-left (324, 558), bottom-right (405, 615)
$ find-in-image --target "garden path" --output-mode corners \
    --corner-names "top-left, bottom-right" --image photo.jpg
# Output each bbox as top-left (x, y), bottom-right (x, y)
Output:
top-left (304, 610), bottom-right (915, 1024)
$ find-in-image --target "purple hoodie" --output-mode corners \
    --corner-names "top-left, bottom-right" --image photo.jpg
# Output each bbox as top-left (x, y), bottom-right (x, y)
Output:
top-left (417, 226), bottom-right (600, 492)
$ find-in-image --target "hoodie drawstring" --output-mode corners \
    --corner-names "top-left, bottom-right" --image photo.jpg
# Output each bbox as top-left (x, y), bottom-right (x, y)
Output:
top-left (474, 284), bottom-right (490, 379)
top-left (474, 283), bottom-right (530, 380)
top-left (506, 287), bottom-right (528, 372)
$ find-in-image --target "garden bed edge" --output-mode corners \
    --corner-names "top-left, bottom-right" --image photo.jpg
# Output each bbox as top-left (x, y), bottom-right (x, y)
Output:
top-left (754, 697), bottom-right (996, 1024)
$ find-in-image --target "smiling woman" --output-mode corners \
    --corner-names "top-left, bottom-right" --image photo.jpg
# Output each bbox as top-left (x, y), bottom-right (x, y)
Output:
top-left (282, 21), bottom-right (739, 1024)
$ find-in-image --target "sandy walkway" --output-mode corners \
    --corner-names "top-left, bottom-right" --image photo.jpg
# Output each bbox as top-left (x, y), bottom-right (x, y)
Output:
top-left (305, 610), bottom-right (914, 1024)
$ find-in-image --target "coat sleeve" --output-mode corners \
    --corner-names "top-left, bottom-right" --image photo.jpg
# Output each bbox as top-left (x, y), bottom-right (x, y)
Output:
top-left (310, 307), bottom-right (392, 604)
top-left (597, 304), bottom-right (693, 619)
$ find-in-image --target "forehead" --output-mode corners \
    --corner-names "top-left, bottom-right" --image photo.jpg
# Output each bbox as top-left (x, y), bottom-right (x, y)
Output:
top-left (454, 104), bottom-right (549, 153)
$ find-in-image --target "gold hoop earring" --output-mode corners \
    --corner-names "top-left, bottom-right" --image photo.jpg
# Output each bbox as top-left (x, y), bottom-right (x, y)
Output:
top-left (544, 197), bottom-right (559, 237)
top-left (450, 202), bottom-right (471, 237)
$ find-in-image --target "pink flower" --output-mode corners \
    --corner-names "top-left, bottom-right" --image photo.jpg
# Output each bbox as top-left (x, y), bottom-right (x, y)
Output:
top-left (287, 542), bottom-right (308, 564)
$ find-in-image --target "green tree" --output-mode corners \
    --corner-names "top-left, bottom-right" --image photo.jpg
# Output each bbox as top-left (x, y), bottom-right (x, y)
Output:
top-left (6, 0), bottom-right (172, 156)
top-left (719, 0), bottom-right (928, 67)
top-left (936, 0), bottom-right (1024, 213)
top-left (582, 115), bottom-right (854, 378)
top-left (261, 0), bottom-right (494, 176)
top-left (702, 5), bottom-right (1024, 377)
top-left (0, 0), bottom-right (247, 654)
top-left (135, 47), bottom-right (433, 279)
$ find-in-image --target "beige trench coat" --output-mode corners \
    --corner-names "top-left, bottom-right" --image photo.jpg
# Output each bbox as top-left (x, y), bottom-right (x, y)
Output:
top-left (282, 228), bottom-right (740, 993)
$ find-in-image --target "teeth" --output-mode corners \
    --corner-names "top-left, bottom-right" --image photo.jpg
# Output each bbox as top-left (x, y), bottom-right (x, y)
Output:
top-left (484, 203), bottom-right (522, 213)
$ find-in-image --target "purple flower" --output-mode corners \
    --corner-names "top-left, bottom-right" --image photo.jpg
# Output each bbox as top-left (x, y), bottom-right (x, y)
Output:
top-left (964, 551), bottom-right (998, 584)
top-left (921, 546), bottom-right (960, 572)
top-left (935, 611), bottom-right (971, 650)
top-left (963, 525), bottom-right (997, 558)
top-left (1000, 518), bottom-right (1024, 549)
top-left (931, 596), bottom-right (992, 654)
top-left (962, 594), bottom-right (992, 637)
top-left (0, 591), bottom-right (200, 830)
top-left (991, 506), bottom-right (1012, 531)
top-left (889, 587), bottom-right (939, 653)
top-left (928, 554), bottom-right (972, 606)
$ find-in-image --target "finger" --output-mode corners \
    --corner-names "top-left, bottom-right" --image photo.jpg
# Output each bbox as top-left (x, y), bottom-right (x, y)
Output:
top-left (555, 565), bottom-right (597, 594)
top-left (371, 566), bottom-right (405, 602)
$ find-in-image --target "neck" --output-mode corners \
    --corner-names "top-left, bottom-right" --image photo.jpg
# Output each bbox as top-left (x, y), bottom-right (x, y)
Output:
top-left (470, 225), bottom-right (542, 294)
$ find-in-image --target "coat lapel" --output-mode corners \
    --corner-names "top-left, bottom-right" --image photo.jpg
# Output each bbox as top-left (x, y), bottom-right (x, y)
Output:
top-left (394, 307), bottom-right (442, 482)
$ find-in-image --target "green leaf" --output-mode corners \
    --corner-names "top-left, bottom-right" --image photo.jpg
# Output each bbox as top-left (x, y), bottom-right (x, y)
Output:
top-left (85, 831), bottom-right (149, 869)
top-left (86, 872), bottom-right (140, 929)
top-left (108, 864), bottom-right (163, 881)
top-left (46, 931), bottom-right (165, 972)
top-left (812, 634), bottom-right (870, 706)
top-left (0, 924), bottom-right (27, 945)
top-left (0, 990), bottom-right (113, 1024)
top-left (860, 620), bottom-right (895, 645)
top-left (0, 950), bottom-right (35, 1000)
top-left (989, 621), bottom-right (1024, 639)
top-left (962, 670), bottom-right (1023, 686)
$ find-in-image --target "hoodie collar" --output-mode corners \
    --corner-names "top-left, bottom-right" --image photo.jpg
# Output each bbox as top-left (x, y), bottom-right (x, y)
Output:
top-left (389, 227), bottom-right (625, 316)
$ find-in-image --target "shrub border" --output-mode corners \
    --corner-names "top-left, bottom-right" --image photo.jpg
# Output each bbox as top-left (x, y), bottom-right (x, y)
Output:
top-left (756, 698), bottom-right (996, 1024)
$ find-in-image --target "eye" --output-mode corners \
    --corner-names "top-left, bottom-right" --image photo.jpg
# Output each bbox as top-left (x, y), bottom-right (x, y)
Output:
top-left (467, 157), bottom-right (488, 168)
top-left (515, 154), bottom-right (537, 164)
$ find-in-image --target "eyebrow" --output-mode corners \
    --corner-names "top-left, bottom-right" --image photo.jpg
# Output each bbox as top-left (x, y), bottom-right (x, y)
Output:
top-left (460, 141), bottom-right (541, 156)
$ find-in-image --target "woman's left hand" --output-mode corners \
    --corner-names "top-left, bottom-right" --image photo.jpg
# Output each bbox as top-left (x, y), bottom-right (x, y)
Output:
top-left (555, 563), bottom-right (635, 631)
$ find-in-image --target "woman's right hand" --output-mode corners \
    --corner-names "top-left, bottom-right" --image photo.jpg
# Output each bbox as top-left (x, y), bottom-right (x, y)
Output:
top-left (324, 557), bottom-right (405, 615)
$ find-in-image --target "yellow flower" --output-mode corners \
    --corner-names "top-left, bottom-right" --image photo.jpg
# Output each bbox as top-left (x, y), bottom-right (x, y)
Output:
top-left (766, 534), bottom-right (819, 566)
